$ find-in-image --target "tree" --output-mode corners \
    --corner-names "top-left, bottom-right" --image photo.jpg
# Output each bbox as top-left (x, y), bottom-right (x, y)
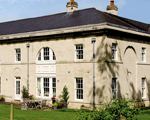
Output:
top-left (61, 85), bottom-right (69, 102)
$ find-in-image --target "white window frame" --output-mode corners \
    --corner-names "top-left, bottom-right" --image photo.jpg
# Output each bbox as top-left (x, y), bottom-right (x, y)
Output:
top-left (75, 44), bottom-right (83, 60)
top-left (142, 78), bottom-right (146, 98)
top-left (142, 47), bottom-right (146, 62)
top-left (15, 77), bottom-right (21, 100)
top-left (37, 47), bottom-right (56, 62)
top-left (15, 77), bottom-right (21, 95)
top-left (15, 48), bottom-right (21, 62)
top-left (112, 78), bottom-right (117, 99)
top-left (52, 78), bottom-right (56, 97)
top-left (75, 78), bottom-right (83, 101)
top-left (43, 47), bottom-right (50, 61)
top-left (36, 77), bottom-right (56, 98)
top-left (112, 43), bottom-right (117, 60)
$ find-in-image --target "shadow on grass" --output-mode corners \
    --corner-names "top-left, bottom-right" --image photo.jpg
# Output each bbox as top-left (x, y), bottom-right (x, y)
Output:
top-left (55, 108), bottom-right (76, 113)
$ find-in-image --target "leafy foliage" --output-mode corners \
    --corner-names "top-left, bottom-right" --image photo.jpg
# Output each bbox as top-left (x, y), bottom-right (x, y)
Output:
top-left (0, 95), bottom-right (5, 100)
top-left (60, 85), bottom-right (69, 102)
top-left (21, 86), bottom-right (34, 99)
top-left (76, 95), bottom-right (140, 120)
top-left (22, 86), bottom-right (29, 98)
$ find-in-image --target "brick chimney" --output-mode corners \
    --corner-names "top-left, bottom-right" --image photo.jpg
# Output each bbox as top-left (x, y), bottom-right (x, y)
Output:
top-left (107, 0), bottom-right (118, 15)
top-left (66, 0), bottom-right (78, 12)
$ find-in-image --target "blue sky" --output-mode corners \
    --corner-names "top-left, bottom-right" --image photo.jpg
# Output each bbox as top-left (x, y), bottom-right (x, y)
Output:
top-left (0, 0), bottom-right (149, 24)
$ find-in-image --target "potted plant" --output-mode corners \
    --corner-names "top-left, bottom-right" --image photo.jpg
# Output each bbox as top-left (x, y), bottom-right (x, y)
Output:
top-left (53, 102), bottom-right (58, 110)
top-left (21, 86), bottom-right (29, 101)
top-left (29, 94), bottom-right (34, 100)
top-left (51, 96), bottom-right (56, 104)
top-left (60, 85), bottom-right (69, 108)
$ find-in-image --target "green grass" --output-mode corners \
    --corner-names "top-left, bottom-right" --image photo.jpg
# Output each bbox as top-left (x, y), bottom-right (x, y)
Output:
top-left (136, 109), bottom-right (150, 120)
top-left (1, 104), bottom-right (150, 120)
top-left (0, 104), bottom-right (76, 120)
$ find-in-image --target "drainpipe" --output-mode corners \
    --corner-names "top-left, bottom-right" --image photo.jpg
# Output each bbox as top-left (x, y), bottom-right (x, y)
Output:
top-left (91, 38), bottom-right (96, 109)
top-left (26, 43), bottom-right (30, 92)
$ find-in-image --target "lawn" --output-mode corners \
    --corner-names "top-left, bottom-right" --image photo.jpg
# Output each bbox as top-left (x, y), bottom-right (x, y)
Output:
top-left (1, 104), bottom-right (150, 120)
top-left (0, 104), bottom-right (76, 120)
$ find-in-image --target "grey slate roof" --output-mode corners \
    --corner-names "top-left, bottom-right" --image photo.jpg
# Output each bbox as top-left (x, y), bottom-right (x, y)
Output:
top-left (0, 8), bottom-right (149, 36)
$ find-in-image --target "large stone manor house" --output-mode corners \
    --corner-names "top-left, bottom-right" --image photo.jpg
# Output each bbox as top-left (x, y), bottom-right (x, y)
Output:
top-left (0, 0), bottom-right (150, 108)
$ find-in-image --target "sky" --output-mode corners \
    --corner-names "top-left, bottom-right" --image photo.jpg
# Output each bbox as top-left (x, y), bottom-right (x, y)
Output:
top-left (0, 0), bottom-right (149, 24)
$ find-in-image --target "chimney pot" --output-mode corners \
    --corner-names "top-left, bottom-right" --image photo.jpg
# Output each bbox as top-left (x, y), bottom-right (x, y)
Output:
top-left (110, 0), bottom-right (114, 5)
top-left (66, 0), bottom-right (78, 12)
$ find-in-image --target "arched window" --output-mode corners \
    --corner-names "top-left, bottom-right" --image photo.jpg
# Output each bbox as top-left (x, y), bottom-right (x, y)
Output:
top-left (36, 47), bottom-right (56, 98)
top-left (37, 47), bottom-right (56, 61)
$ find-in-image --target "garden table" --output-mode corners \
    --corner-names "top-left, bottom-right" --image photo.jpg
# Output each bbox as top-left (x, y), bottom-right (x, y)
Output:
top-left (23, 99), bottom-right (47, 109)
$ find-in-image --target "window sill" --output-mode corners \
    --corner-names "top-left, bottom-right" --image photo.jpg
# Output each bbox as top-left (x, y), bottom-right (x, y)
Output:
top-left (75, 59), bottom-right (84, 62)
top-left (36, 61), bottom-right (56, 64)
top-left (75, 59), bottom-right (83, 61)
top-left (36, 96), bottom-right (52, 99)
top-left (142, 97), bottom-right (146, 99)
top-left (75, 99), bottom-right (83, 101)
top-left (15, 61), bottom-right (21, 64)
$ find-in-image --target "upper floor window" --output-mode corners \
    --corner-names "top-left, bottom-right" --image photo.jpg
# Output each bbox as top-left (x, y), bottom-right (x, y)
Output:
top-left (37, 47), bottom-right (56, 62)
top-left (142, 78), bottom-right (146, 98)
top-left (75, 44), bottom-right (83, 60)
top-left (15, 49), bottom-right (21, 62)
top-left (44, 47), bottom-right (50, 60)
top-left (112, 43), bottom-right (117, 60)
top-left (142, 48), bottom-right (146, 62)
top-left (112, 78), bottom-right (117, 99)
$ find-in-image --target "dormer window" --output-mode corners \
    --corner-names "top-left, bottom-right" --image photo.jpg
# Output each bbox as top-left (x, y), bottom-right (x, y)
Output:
top-left (37, 47), bottom-right (56, 61)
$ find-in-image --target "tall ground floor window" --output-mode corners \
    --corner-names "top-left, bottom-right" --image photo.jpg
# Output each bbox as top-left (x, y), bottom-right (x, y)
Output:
top-left (112, 78), bottom-right (117, 99)
top-left (142, 78), bottom-right (146, 98)
top-left (37, 77), bottom-right (56, 98)
top-left (75, 78), bottom-right (83, 100)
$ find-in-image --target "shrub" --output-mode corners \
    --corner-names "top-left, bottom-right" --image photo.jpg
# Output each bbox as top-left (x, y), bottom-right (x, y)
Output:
top-left (22, 86), bottom-right (29, 98)
top-left (76, 95), bottom-right (140, 120)
top-left (60, 85), bottom-right (69, 103)
top-left (21, 86), bottom-right (34, 99)
top-left (52, 99), bottom-right (59, 107)
top-left (0, 95), bottom-right (5, 100)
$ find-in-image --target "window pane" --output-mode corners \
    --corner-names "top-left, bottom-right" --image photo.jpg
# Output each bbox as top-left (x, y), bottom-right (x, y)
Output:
top-left (16, 81), bottom-right (20, 94)
top-left (52, 78), bottom-right (56, 96)
top-left (112, 43), bottom-right (117, 60)
top-left (37, 78), bottom-right (41, 96)
top-left (44, 78), bottom-right (49, 97)
top-left (44, 48), bottom-right (50, 60)
top-left (76, 45), bottom-right (83, 60)
top-left (142, 48), bottom-right (146, 62)
top-left (112, 78), bottom-right (117, 99)
top-left (53, 51), bottom-right (56, 60)
top-left (38, 52), bottom-right (41, 61)
top-left (16, 49), bottom-right (21, 61)
top-left (142, 78), bottom-right (146, 98)
top-left (76, 78), bottom-right (83, 100)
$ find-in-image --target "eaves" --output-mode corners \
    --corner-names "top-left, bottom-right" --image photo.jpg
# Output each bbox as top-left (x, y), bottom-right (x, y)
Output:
top-left (0, 22), bottom-right (150, 44)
